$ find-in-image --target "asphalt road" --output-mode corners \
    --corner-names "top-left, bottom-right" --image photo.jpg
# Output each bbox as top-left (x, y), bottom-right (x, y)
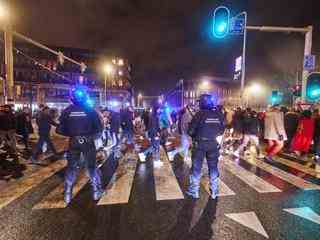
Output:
top-left (1, 136), bottom-right (320, 240)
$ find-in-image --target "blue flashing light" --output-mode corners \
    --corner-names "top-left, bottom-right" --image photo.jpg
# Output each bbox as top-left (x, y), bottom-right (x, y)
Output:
top-left (86, 98), bottom-right (94, 107)
top-left (109, 100), bottom-right (119, 107)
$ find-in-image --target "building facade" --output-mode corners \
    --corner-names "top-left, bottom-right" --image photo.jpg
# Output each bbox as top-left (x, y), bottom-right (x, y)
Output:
top-left (0, 42), bottom-right (132, 110)
top-left (184, 76), bottom-right (241, 107)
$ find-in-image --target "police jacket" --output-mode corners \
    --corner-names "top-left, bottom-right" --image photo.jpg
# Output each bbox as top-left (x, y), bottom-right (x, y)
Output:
top-left (187, 109), bottom-right (225, 141)
top-left (56, 104), bottom-right (103, 137)
top-left (110, 111), bottom-right (121, 134)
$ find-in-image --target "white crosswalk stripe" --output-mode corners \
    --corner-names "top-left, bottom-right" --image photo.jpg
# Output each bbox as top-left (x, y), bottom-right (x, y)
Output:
top-left (153, 147), bottom-right (184, 201)
top-left (222, 157), bottom-right (282, 193)
top-left (4, 142), bottom-right (320, 210)
top-left (241, 156), bottom-right (320, 190)
top-left (98, 153), bottom-right (137, 205)
top-left (0, 160), bottom-right (67, 210)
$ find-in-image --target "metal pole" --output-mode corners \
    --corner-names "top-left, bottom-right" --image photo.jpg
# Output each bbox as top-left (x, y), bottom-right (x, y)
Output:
top-left (104, 73), bottom-right (107, 107)
top-left (181, 79), bottom-right (184, 108)
top-left (240, 12), bottom-right (247, 105)
top-left (302, 26), bottom-right (313, 102)
top-left (13, 32), bottom-right (85, 68)
top-left (4, 25), bottom-right (14, 103)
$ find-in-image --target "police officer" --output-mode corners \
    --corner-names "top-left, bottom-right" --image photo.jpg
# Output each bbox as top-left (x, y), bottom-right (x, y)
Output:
top-left (56, 87), bottom-right (104, 204)
top-left (186, 94), bottom-right (225, 199)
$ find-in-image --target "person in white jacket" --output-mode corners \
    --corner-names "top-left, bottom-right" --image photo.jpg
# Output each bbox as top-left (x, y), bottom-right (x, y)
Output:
top-left (264, 105), bottom-right (287, 161)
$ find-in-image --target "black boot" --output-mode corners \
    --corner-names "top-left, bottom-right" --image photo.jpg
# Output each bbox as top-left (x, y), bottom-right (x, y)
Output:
top-left (64, 184), bottom-right (73, 205)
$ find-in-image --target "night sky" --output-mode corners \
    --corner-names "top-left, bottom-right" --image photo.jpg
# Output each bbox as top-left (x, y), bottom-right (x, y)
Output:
top-left (8, 0), bottom-right (320, 95)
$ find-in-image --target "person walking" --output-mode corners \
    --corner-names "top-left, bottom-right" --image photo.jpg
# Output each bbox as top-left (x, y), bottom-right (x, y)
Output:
top-left (291, 110), bottom-right (315, 158)
top-left (0, 105), bottom-right (19, 163)
top-left (264, 105), bottom-right (287, 161)
top-left (168, 105), bottom-right (193, 162)
top-left (138, 101), bottom-right (161, 163)
top-left (16, 107), bottom-right (33, 151)
top-left (29, 106), bottom-right (58, 163)
top-left (234, 109), bottom-right (264, 158)
top-left (284, 108), bottom-right (300, 150)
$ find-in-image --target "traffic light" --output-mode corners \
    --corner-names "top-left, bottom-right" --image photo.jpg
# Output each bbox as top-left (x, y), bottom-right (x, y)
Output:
top-left (306, 73), bottom-right (320, 101)
top-left (292, 84), bottom-right (301, 97)
top-left (270, 90), bottom-right (282, 105)
top-left (213, 6), bottom-right (230, 38)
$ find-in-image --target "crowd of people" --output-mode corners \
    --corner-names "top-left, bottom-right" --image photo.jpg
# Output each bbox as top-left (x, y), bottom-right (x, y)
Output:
top-left (224, 104), bottom-right (320, 162)
top-left (1, 88), bottom-right (320, 202)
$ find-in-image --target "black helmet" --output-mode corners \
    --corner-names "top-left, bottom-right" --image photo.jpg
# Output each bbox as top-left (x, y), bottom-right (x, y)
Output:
top-left (199, 94), bottom-right (215, 110)
top-left (70, 86), bottom-right (89, 106)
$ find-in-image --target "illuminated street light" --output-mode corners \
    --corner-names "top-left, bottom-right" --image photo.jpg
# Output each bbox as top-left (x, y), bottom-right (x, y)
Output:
top-left (102, 63), bottom-right (114, 106)
top-left (118, 70), bottom-right (123, 76)
top-left (138, 93), bottom-right (143, 107)
top-left (199, 80), bottom-right (210, 90)
top-left (103, 64), bottom-right (114, 75)
top-left (0, 4), bottom-right (9, 20)
top-left (249, 83), bottom-right (264, 94)
top-left (118, 59), bottom-right (124, 66)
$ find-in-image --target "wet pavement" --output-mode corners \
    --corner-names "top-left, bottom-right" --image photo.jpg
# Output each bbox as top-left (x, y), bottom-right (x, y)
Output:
top-left (1, 138), bottom-right (320, 240)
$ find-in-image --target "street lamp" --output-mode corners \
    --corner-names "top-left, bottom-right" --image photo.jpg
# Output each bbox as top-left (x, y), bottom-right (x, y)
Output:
top-left (199, 80), bottom-right (210, 91)
top-left (118, 59), bottom-right (124, 66)
top-left (0, 4), bottom-right (9, 21)
top-left (246, 82), bottom-right (265, 107)
top-left (103, 63), bottom-right (114, 106)
top-left (138, 93), bottom-right (142, 107)
top-left (249, 83), bottom-right (264, 94)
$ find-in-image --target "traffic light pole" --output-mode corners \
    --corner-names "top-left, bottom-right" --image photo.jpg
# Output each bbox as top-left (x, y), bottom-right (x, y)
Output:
top-left (4, 24), bottom-right (14, 103)
top-left (238, 12), bottom-right (247, 105)
top-left (245, 25), bottom-right (312, 102)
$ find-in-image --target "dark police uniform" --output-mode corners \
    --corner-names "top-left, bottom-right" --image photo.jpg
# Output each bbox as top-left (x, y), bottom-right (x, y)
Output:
top-left (57, 104), bottom-right (103, 204)
top-left (186, 107), bottom-right (225, 199)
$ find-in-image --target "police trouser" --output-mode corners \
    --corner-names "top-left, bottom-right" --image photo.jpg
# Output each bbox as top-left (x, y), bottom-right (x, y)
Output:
top-left (65, 137), bottom-right (101, 191)
top-left (188, 140), bottom-right (220, 195)
top-left (143, 134), bottom-right (160, 160)
top-left (110, 132), bottom-right (121, 157)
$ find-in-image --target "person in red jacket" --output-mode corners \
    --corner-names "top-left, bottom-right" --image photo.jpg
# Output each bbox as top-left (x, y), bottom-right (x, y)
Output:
top-left (291, 110), bottom-right (315, 157)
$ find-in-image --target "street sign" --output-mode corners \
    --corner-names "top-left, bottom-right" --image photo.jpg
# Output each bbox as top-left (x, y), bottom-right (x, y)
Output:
top-left (229, 17), bottom-right (245, 35)
top-left (235, 56), bottom-right (242, 73)
top-left (304, 55), bottom-right (316, 71)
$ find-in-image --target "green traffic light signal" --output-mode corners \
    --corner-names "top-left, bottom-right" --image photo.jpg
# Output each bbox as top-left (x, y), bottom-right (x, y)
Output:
top-left (306, 72), bottom-right (320, 102)
top-left (213, 6), bottom-right (230, 38)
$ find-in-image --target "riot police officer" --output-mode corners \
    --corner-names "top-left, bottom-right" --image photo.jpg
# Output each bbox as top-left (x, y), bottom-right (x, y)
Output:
top-left (186, 94), bottom-right (225, 199)
top-left (57, 87), bottom-right (104, 204)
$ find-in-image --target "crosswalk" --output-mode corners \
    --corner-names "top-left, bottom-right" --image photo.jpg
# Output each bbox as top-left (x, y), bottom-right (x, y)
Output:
top-left (2, 149), bottom-right (320, 211)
